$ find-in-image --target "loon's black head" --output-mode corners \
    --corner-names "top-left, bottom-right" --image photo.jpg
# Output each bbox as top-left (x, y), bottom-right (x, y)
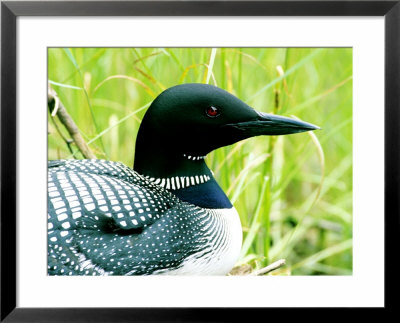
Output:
top-left (134, 83), bottom-right (318, 180)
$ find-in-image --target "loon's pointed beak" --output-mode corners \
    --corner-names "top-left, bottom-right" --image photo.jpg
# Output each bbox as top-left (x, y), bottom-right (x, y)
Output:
top-left (224, 111), bottom-right (320, 137)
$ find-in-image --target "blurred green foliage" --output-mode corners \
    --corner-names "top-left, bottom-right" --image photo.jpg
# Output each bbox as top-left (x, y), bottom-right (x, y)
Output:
top-left (48, 48), bottom-right (352, 275)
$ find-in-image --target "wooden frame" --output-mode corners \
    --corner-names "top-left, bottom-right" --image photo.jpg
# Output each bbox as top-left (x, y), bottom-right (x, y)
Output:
top-left (1, 0), bottom-right (399, 320)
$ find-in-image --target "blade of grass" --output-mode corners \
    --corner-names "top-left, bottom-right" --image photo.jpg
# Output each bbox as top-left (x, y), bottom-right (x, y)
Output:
top-left (205, 48), bottom-right (217, 85)
top-left (164, 48), bottom-right (185, 72)
top-left (132, 49), bottom-right (163, 65)
top-left (289, 75), bottom-right (353, 114)
top-left (60, 48), bottom-right (106, 84)
top-left (179, 63), bottom-right (216, 85)
top-left (48, 80), bottom-right (82, 90)
top-left (86, 102), bottom-right (150, 147)
top-left (91, 99), bottom-right (126, 112)
top-left (230, 172), bottom-right (260, 204)
top-left (213, 141), bottom-right (246, 175)
top-left (246, 48), bottom-right (323, 103)
top-left (63, 48), bottom-right (108, 158)
top-left (239, 176), bottom-right (269, 261)
top-left (221, 48), bottom-right (269, 73)
top-left (225, 153), bottom-right (270, 197)
top-left (273, 116), bottom-right (351, 200)
top-left (289, 239), bottom-right (352, 271)
top-left (130, 49), bottom-right (166, 91)
top-left (92, 75), bottom-right (156, 98)
top-left (224, 60), bottom-right (234, 93)
top-left (304, 262), bottom-right (352, 275)
top-left (271, 126), bottom-right (325, 260)
top-left (316, 200), bottom-right (352, 223)
top-left (66, 102), bottom-right (151, 159)
top-left (133, 66), bottom-right (166, 91)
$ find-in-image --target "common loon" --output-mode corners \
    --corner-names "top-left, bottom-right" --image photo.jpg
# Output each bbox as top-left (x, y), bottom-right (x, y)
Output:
top-left (48, 83), bottom-right (318, 275)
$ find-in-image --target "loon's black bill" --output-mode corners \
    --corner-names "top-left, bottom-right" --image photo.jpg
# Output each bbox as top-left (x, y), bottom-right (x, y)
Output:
top-left (225, 112), bottom-right (320, 136)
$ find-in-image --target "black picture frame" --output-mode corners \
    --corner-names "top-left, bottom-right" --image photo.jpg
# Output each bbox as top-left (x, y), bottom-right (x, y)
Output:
top-left (1, 0), bottom-right (398, 321)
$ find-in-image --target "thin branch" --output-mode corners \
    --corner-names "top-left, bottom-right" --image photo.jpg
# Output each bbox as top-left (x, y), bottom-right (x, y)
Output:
top-left (49, 114), bottom-right (75, 155)
top-left (48, 85), bottom-right (96, 159)
top-left (250, 259), bottom-right (286, 276)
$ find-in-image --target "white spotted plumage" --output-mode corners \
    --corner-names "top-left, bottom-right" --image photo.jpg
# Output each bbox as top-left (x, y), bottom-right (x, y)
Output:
top-left (48, 159), bottom-right (242, 276)
top-left (154, 208), bottom-right (242, 275)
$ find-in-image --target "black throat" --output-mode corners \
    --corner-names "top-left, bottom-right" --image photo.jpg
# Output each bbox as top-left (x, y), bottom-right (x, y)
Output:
top-left (134, 142), bottom-right (232, 209)
top-left (172, 178), bottom-right (232, 209)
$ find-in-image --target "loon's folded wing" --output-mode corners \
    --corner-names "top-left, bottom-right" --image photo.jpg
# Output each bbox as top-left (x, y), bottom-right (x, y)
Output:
top-left (71, 203), bottom-right (207, 275)
top-left (48, 160), bottom-right (181, 275)
top-left (48, 160), bottom-right (178, 231)
top-left (48, 159), bottom-right (145, 185)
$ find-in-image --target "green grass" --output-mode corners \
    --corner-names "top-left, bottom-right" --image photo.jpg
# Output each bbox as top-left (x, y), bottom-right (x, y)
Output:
top-left (48, 47), bottom-right (353, 275)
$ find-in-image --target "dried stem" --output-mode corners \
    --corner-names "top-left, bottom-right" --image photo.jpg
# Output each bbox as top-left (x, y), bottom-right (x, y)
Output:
top-left (251, 259), bottom-right (286, 276)
top-left (48, 86), bottom-right (96, 159)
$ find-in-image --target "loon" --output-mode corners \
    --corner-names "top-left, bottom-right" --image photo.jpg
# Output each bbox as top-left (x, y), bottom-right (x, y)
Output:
top-left (48, 83), bottom-right (318, 276)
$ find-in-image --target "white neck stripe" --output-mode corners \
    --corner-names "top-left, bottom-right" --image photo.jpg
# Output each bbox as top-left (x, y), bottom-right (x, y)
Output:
top-left (183, 154), bottom-right (206, 161)
top-left (145, 175), bottom-right (211, 190)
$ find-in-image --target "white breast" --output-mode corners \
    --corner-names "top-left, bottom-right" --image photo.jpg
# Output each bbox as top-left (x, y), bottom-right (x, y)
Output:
top-left (156, 207), bottom-right (243, 275)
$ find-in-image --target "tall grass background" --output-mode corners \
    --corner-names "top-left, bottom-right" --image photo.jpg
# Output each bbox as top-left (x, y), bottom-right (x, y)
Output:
top-left (48, 48), bottom-right (353, 275)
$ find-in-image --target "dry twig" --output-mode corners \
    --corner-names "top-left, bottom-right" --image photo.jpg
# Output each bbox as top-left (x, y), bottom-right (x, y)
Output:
top-left (250, 259), bottom-right (286, 276)
top-left (48, 85), bottom-right (96, 159)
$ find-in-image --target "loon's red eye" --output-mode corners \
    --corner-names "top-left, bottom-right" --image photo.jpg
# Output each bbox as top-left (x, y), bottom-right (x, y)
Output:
top-left (206, 106), bottom-right (220, 118)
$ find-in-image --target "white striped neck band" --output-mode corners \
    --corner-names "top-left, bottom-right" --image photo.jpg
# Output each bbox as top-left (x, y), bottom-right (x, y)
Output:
top-left (144, 174), bottom-right (211, 190)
